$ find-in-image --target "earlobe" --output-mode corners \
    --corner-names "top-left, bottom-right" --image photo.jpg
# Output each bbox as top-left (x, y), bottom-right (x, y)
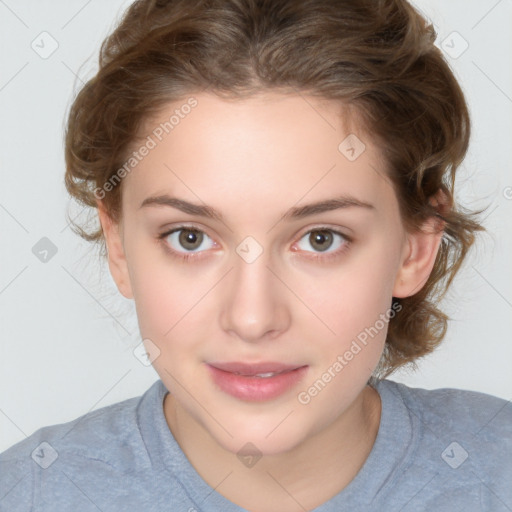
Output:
top-left (393, 216), bottom-right (444, 299)
top-left (97, 202), bottom-right (134, 300)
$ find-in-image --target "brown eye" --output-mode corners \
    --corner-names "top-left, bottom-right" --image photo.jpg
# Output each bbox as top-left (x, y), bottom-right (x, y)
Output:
top-left (308, 230), bottom-right (334, 252)
top-left (160, 227), bottom-right (215, 256)
top-left (294, 228), bottom-right (349, 258)
top-left (178, 229), bottom-right (204, 251)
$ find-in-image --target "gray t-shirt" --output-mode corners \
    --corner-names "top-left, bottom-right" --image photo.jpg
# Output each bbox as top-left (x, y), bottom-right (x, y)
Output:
top-left (1, 378), bottom-right (511, 511)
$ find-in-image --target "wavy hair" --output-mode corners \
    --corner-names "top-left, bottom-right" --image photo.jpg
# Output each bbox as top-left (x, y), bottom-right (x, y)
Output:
top-left (64, 0), bottom-right (485, 378)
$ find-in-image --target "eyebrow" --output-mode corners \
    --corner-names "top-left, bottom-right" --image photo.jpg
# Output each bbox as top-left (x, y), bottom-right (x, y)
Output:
top-left (139, 194), bottom-right (375, 221)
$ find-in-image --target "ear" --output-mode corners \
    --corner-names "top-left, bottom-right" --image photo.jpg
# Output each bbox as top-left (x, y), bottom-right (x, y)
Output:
top-left (97, 201), bottom-right (134, 300)
top-left (393, 194), bottom-right (446, 298)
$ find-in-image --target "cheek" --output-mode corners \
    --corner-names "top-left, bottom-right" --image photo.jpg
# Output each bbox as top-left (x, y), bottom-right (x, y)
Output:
top-left (309, 244), bottom-right (397, 326)
top-left (300, 238), bottom-right (400, 361)
top-left (127, 243), bottom-right (222, 355)
top-left (126, 243), bottom-right (192, 339)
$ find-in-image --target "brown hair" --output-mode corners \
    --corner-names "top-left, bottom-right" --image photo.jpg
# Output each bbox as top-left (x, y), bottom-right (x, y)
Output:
top-left (64, 0), bottom-right (485, 378)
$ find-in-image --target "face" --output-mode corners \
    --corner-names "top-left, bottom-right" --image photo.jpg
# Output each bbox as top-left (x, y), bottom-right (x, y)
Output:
top-left (100, 92), bottom-right (440, 456)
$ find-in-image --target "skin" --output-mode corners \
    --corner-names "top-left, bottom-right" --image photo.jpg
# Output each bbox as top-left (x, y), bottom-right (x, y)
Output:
top-left (98, 92), bottom-right (443, 512)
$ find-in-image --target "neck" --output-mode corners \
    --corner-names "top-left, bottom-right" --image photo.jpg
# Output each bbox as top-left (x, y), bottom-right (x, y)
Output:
top-left (164, 385), bottom-right (381, 512)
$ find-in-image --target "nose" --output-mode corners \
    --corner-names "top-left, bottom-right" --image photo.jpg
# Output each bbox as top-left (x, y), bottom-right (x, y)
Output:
top-left (219, 248), bottom-right (291, 343)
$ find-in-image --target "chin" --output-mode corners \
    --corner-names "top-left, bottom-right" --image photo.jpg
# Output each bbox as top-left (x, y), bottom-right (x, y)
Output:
top-left (205, 412), bottom-right (315, 458)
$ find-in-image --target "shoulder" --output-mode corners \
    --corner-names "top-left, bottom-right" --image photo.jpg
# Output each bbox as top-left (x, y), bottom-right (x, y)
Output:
top-left (0, 392), bottom-right (144, 465)
top-left (375, 379), bottom-right (512, 509)
top-left (0, 382), bottom-right (160, 510)
top-left (381, 379), bottom-right (512, 437)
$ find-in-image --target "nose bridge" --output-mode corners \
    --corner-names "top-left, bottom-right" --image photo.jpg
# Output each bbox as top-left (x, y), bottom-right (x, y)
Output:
top-left (219, 238), bottom-right (289, 341)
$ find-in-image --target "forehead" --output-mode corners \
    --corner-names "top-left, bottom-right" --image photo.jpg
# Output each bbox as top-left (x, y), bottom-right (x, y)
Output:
top-left (122, 92), bottom-right (394, 219)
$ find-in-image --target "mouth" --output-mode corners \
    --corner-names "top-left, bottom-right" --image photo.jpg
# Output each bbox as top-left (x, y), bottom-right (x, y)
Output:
top-left (206, 361), bottom-right (309, 402)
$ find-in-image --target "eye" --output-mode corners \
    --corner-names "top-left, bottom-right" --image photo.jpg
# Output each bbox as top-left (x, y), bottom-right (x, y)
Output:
top-left (158, 226), bottom-right (216, 257)
top-left (293, 228), bottom-right (350, 258)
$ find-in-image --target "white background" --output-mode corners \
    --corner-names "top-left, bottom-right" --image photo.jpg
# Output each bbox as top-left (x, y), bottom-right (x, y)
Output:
top-left (1, 0), bottom-right (511, 453)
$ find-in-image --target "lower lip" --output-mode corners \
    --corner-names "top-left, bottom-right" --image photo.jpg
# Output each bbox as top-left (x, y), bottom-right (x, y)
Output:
top-left (206, 365), bottom-right (308, 402)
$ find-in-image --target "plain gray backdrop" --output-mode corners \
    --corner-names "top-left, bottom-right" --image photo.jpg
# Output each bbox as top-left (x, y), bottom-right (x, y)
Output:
top-left (1, 0), bottom-right (511, 452)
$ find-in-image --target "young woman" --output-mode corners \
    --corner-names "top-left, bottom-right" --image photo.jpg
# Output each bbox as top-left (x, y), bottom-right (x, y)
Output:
top-left (1, 0), bottom-right (510, 510)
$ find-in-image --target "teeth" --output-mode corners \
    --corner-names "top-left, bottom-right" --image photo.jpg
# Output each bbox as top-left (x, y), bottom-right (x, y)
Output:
top-left (233, 371), bottom-right (280, 378)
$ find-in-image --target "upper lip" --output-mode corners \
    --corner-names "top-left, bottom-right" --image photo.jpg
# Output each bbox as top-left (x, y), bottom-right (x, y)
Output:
top-left (207, 362), bottom-right (306, 376)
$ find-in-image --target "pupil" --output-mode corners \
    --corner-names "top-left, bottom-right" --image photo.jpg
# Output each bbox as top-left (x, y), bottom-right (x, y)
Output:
top-left (311, 230), bottom-right (332, 252)
top-left (179, 229), bottom-right (202, 250)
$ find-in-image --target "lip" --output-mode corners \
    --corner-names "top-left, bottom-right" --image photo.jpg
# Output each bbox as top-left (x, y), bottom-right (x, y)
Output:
top-left (206, 361), bottom-right (309, 402)
top-left (208, 361), bottom-right (304, 375)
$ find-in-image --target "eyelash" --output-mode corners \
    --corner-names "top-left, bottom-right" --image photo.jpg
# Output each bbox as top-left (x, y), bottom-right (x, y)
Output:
top-left (157, 225), bottom-right (352, 263)
top-left (157, 225), bottom-right (216, 263)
